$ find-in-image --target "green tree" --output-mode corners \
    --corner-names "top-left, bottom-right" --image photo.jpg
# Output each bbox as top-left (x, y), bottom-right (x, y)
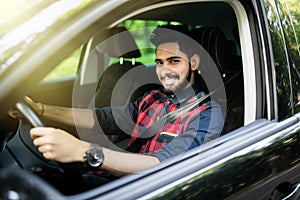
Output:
top-left (286, 0), bottom-right (300, 50)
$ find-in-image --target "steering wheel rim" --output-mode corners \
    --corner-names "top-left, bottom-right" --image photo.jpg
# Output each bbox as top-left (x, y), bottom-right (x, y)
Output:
top-left (16, 101), bottom-right (44, 127)
top-left (15, 101), bottom-right (58, 163)
top-left (15, 100), bottom-right (89, 194)
top-left (0, 167), bottom-right (63, 200)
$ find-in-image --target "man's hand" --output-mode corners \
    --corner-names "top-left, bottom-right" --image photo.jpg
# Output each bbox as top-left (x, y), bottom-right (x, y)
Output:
top-left (30, 127), bottom-right (160, 177)
top-left (24, 96), bottom-right (44, 115)
top-left (8, 96), bottom-right (43, 119)
top-left (8, 108), bottom-right (23, 119)
top-left (30, 127), bottom-right (90, 163)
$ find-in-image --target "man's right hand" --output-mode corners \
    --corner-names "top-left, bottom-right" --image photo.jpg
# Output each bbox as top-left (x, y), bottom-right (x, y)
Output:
top-left (8, 96), bottom-right (44, 119)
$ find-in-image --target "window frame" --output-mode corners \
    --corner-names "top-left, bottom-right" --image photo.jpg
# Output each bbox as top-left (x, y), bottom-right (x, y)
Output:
top-left (105, 0), bottom-right (257, 126)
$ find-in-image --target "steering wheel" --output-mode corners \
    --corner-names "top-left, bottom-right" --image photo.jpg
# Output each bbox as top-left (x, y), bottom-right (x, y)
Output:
top-left (15, 101), bottom-right (44, 127)
top-left (15, 100), bottom-right (88, 194)
top-left (0, 168), bottom-right (63, 200)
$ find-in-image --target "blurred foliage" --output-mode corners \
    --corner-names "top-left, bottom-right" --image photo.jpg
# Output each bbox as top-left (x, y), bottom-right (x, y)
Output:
top-left (44, 0), bottom-right (300, 80)
top-left (122, 20), bottom-right (181, 65)
top-left (46, 20), bottom-right (181, 80)
top-left (285, 0), bottom-right (300, 47)
top-left (44, 47), bottom-right (81, 80)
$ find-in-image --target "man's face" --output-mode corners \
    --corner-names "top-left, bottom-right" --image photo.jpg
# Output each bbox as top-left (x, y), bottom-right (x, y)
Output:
top-left (155, 42), bottom-right (194, 93)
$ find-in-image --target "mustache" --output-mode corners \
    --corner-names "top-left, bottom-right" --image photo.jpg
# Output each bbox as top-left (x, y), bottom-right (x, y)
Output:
top-left (160, 73), bottom-right (180, 81)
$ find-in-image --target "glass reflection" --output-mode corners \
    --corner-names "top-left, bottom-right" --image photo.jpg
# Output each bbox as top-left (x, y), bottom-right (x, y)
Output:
top-left (276, 0), bottom-right (300, 115)
top-left (0, 0), bottom-right (86, 75)
top-left (265, 0), bottom-right (292, 120)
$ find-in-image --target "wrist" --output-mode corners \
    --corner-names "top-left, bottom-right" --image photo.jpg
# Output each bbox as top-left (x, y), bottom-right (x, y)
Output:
top-left (79, 143), bottom-right (91, 163)
top-left (38, 103), bottom-right (44, 116)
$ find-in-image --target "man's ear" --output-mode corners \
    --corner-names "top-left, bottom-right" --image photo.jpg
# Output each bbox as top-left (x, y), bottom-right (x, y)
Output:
top-left (190, 54), bottom-right (200, 71)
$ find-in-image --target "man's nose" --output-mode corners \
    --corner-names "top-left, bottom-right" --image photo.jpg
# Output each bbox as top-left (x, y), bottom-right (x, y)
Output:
top-left (160, 68), bottom-right (174, 78)
top-left (159, 65), bottom-right (174, 73)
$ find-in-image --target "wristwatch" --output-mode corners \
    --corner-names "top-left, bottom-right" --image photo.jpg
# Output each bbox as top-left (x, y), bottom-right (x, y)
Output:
top-left (84, 143), bottom-right (104, 169)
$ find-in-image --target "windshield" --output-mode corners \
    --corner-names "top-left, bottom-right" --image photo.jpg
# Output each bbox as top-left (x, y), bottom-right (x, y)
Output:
top-left (0, 0), bottom-right (92, 76)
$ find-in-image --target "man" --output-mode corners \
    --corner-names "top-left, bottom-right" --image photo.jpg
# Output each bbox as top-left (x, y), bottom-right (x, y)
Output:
top-left (12, 26), bottom-right (224, 178)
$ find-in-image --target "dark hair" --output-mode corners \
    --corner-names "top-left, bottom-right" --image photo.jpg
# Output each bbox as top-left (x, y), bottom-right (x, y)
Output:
top-left (150, 25), bottom-right (199, 59)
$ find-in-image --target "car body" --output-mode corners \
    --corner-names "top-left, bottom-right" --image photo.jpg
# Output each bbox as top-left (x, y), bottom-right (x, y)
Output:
top-left (0, 0), bottom-right (300, 199)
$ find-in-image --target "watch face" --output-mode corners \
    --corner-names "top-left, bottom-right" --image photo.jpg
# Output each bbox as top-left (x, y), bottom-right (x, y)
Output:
top-left (87, 146), bottom-right (103, 167)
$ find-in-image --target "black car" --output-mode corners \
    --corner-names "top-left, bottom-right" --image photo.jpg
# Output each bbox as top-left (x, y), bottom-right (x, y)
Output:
top-left (0, 0), bottom-right (300, 199)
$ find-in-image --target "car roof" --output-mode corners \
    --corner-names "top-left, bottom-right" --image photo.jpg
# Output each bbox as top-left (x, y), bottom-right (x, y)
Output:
top-left (132, 2), bottom-right (236, 28)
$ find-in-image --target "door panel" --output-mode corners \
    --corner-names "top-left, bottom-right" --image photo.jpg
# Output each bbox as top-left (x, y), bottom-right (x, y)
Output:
top-left (26, 75), bottom-right (78, 135)
top-left (27, 46), bottom-right (82, 107)
top-left (27, 76), bottom-right (76, 107)
top-left (94, 117), bottom-right (300, 200)
top-left (149, 119), bottom-right (300, 199)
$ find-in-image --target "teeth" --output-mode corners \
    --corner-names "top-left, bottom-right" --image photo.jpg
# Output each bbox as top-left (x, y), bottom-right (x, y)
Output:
top-left (164, 78), bottom-right (175, 85)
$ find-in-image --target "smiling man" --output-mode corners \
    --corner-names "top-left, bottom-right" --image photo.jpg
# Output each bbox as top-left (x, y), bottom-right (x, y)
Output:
top-left (12, 25), bottom-right (224, 186)
top-left (155, 43), bottom-right (199, 93)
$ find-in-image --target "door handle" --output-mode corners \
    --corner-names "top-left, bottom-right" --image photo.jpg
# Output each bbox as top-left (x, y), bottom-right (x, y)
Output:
top-left (282, 183), bottom-right (300, 200)
top-left (270, 182), bottom-right (300, 200)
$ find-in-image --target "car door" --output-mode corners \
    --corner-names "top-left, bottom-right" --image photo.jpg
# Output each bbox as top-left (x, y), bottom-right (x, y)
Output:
top-left (78, 0), bottom-right (300, 199)
top-left (91, 118), bottom-right (299, 200)
top-left (1, 0), bottom-right (299, 199)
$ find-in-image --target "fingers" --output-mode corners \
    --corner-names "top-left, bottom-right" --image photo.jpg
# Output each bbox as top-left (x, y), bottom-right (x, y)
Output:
top-left (24, 96), bottom-right (35, 110)
top-left (38, 145), bottom-right (56, 160)
top-left (30, 127), bottom-right (55, 140)
top-left (8, 109), bottom-right (23, 119)
top-left (30, 127), bottom-right (82, 163)
top-left (30, 126), bottom-right (91, 163)
top-left (30, 127), bottom-right (57, 160)
top-left (24, 96), bottom-right (36, 106)
top-left (30, 127), bottom-right (44, 139)
top-left (8, 96), bottom-right (39, 119)
top-left (24, 96), bottom-right (43, 115)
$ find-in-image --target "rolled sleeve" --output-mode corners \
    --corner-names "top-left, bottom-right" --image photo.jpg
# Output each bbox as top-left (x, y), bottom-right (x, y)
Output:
top-left (93, 99), bottom-right (141, 135)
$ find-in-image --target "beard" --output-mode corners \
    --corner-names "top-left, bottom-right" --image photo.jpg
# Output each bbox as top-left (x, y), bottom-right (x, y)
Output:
top-left (162, 66), bottom-right (192, 94)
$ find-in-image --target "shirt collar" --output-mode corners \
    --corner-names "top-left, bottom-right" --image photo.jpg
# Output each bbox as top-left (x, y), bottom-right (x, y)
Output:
top-left (160, 83), bottom-right (205, 105)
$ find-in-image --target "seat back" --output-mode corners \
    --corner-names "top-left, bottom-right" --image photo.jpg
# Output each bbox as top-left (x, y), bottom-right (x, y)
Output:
top-left (191, 27), bottom-right (241, 80)
top-left (89, 27), bottom-right (162, 145)
top-left (92, 27), bottom-right (151, 108)
top-left (191, 27), bottom-right (244, 133)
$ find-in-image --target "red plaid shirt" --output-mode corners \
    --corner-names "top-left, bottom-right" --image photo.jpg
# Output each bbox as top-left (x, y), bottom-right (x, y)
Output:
top-left (95, 83), bottom-right (223, 161)
top-left (128, 89), bottom-right (208, 154)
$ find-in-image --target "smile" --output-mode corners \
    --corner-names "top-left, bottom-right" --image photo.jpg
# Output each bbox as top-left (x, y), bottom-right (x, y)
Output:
top-left (160, 74), bottom-right (180, 82)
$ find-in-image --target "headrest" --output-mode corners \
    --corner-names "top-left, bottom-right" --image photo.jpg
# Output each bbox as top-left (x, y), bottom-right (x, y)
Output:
top-left (191, 27), bottom-right (240, 74)
top-left (102, 27), bottom-right (141, 58)
top-left (155, 24), bottom-right (189, 34)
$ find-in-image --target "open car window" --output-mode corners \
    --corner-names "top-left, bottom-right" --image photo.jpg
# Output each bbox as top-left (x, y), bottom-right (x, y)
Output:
top-left (2, 0), bottom-right (300, 199)
top-left (77, 1), bottom-right (247, 136)
top-left (0, 0), bottom-right (269, 198)
top-left (44, 47), bottom-right (82, 80)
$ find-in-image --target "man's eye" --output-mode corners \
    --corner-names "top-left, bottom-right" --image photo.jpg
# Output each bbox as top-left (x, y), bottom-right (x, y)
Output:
top-left (156, 61), bottom-right (163, 65)
top-left (170, 59), bottom-right (180, 64)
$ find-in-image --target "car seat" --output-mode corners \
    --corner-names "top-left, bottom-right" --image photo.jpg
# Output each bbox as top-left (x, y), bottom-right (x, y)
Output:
top-left (191, 26), bottom-right (244, 133)
top-left (91, 27), bottom-right (161, 144)
top-left (93, 27), bottom-right (143, 108)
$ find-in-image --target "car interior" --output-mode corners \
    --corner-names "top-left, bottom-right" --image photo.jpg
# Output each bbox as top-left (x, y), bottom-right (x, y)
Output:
top-left (74, 1), bottom-right (245, 145)
top-left (1, 1), bottom-right (247, 196)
